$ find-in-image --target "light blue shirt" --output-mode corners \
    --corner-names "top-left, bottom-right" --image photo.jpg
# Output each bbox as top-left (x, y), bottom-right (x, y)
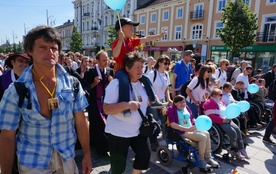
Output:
top-left (0, 64), bottom-right (88, 168)
top-left (177, 108), bottom-right (192, 127)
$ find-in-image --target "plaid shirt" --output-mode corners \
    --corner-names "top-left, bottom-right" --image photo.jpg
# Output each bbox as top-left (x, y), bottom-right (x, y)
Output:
top-left (0, 64), bottom-right (88, 168)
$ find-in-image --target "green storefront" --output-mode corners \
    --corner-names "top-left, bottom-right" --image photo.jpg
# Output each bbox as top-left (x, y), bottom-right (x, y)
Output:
top-left (210, 44), bottom-right (276, 73)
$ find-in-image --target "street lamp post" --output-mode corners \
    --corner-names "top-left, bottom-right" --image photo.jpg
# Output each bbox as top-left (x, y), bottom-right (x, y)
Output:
top-left (46, 9), bottom-right (56, 26)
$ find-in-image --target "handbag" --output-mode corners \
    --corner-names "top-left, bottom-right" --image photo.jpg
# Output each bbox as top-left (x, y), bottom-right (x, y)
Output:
top-left (138, 108), bottom-right (155, 137)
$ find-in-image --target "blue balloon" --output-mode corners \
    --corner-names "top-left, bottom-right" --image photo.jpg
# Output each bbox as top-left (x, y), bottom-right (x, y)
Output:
top-left (195, 115), bottom-right (212, 131)
top-left (226, 103), bottom-right (241, 119)
top-left (104, 0), bottom-right (126, 11)
top-left (248, 84), bottom-right (259, 94)
top-left (237, 101), bottom-right (250, 112)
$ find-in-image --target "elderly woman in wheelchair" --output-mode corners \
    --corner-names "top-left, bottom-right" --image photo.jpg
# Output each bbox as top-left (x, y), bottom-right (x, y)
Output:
top-left (166, 95), bottom-right (220, 170)
top-left (204, 88), bottom-right (250, 160)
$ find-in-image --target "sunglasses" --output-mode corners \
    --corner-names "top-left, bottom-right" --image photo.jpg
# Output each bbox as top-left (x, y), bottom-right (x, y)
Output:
top-left (217, 94), bottom-right (223, 97)
top-left (207, 70), bottom-right (212, 73)
top-left (163, 62), bottom-right (170, 66)
top-left (225, 64), bottom-right (229, 66)
top-left (89, 60), bottom-right (93, 63)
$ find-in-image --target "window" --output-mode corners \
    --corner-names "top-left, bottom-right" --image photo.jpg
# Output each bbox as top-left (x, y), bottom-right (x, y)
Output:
top-left (175, 26), bottom-right (182, 40)
top-left (192, 25), bottom-right (203, 39)
top-left (214, 22), bottom-right (224, 38)
top-left (176, 8), bottom-right (183, 18)
top-left (244, 0), bottom-right (250, 4)
top-left (111, 15), bottom-right (114, 25)
top-left (195, 4), bottom-right (203, 18)
top-left (140, 30), bottom-right (145, 37)
top-left (268, 0), bottom-right (276, 3)
top-left (83, 22), bottom-right (85, 31)
top-left (140, 15), bottom-right (145, 24)
top-left (151, 13), bottom-right (156, 23)
top-left (218, 0), bottom-right (226, 12)
top-left (87, 21), bottom-right (89, 30)
top-left (127, 10), bottom-right (130, 18)
top-left (163, 10), bottom-right (169, 21)
top-left (149, 28), bottom-right (156, 35)
top-left (161, 27), bottom-right (168, 41)
top-left (105, 16), bottom-right (108, 26)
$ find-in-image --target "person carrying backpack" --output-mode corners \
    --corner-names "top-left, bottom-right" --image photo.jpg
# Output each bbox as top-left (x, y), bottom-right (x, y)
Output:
top-left (263, 64), bottom-right (276, 88)
top-left (0, 26), bottom-right (92, 174)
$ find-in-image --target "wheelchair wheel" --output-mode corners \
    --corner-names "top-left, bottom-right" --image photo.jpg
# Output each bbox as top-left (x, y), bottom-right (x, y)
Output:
top-left (156, 146), bottom-right (172, 166)
top-left (208, 124), bottom-right (223, 153)
top-left (181, 165), bottom-right (190, 174)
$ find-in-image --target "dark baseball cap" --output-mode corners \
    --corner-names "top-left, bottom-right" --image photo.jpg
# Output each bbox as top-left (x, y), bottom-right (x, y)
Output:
top-left (115, 18), bottom-right (139, 31)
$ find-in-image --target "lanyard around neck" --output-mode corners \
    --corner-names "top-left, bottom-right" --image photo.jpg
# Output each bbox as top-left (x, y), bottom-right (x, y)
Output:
top-left (32, 69), bottom-right (57, 98)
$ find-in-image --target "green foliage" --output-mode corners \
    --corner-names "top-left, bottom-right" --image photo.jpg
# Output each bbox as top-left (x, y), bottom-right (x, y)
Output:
top-left (70, 26), bottom-right (83, 52)
top-left (17, 42), bottom-right (24, 52)
top-left (107, 25), bottom-right (118, 48)
top-left (217, 0), bottom-right (258, 54)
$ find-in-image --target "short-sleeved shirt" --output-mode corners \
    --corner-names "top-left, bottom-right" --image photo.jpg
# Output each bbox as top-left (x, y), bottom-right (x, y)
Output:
top-left (186, 77), bottom-right (208, 102)
top-left (0, 64), bottom-right (88, 168)
top-left (215, 68), bottom-right (227, 87)
top-left (177, 108), bottom-right (192, 127)
top-left (148, 70), bottom-right (170, 101)
top-left (104, 79), bottom-right (148, 138)
top-left (112, 38), bottom-right (141, 68)
top-left (173, 60), bottom-right (192, 89)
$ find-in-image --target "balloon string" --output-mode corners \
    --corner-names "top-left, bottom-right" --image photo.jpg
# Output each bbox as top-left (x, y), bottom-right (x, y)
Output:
top-left (117, 12), bottom-right (126, 47)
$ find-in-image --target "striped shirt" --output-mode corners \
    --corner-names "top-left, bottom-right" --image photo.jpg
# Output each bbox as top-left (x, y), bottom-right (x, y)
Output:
top-left (0, 64), bottom-right (88, 168)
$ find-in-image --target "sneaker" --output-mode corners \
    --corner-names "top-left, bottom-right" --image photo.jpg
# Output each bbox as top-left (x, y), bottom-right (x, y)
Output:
top-left (260, 121), bottom-right (267, 126)
top-left (199, 160), bottom-right (211, 169)
top-left (256, 123), bottom-right (262, 129)
top-left (206, 158), bottom-right (220, 168)
top-left (123, 109), bottom-right (131, 117)
top-left (236, 151), bottom-right (244, 160)
top-left (239, 149), bottom-right (250, 159)
top-left (262, 138), bottom-right (276, 145)
top-left (151, 101), bottom-right (168, 109)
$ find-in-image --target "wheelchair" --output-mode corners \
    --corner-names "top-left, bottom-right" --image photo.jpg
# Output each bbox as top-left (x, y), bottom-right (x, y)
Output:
top-left (156, 125), bottom-right (213, 173)
top-left (208, 119), bottom-right (248, 161)
top-left (249, 100), bottom-right (272, 124)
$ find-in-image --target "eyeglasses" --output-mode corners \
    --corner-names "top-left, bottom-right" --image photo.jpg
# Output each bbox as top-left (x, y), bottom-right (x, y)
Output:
top-left (16, 59), bottom-right (29, 64)
top-left (217, 94), bottom-right (223, 97)
top-left (207, 70), bottom-right (212, 73)
top-left (89, 60), bottom-right (93, 63)
top-left (225, 64), bottom-right (229, 66)
top-left (163, 62), bottom-right (170, 66)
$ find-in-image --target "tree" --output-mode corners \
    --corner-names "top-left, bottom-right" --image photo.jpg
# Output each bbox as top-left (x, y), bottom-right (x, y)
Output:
top-left (218, 0), bottom-right (258, 56)
top-left (70, 26), bottom-right (83, 52)
top-left (17, 42), bottom-right (24, 52)
top-left (106, 25), bottom-right (118, 48)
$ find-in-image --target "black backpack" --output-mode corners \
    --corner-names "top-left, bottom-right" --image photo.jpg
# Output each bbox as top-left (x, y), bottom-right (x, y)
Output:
top-left (226, 67), bottom-right (236, 82)
top-left (14, 77), bottom-right (80, 109)
top-left (268, 79), bottom-right (276, 100)
top-left (180, 77), bottom-right (200, 98)
top-left (153, 70), bottom-right (168, 83)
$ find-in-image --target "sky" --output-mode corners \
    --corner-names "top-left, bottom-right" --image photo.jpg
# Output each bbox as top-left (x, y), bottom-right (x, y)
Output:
top-left (0, 0), bottom-right (74, 45)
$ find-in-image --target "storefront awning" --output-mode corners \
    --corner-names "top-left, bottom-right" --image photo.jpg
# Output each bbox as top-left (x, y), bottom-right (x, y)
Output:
top-left (143, 46), bottom-right (183, 51)
top-left (211, 44), bottom-right (276, 52)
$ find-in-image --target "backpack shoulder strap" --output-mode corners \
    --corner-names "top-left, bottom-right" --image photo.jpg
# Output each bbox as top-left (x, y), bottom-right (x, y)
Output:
top-left (193, 77), bottom-right (200, 90)
top-left (153, 70), bottom-right (157, 83)
top-left (14, 82), bottom-right (32, 109)
top-left (72, 76), bottom-right (80, 99)
top-left (218, 68), bottom-right (222, 78)
top-left (144, 66), bottom-right (148, 74)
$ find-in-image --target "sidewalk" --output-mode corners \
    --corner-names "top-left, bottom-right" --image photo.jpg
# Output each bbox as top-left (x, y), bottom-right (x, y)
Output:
top-left (75, 128), bottom-right (276, 174)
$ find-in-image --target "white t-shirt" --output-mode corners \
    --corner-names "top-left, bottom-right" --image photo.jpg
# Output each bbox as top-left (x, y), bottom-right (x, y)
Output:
top-left (148, 70), bottom-right (170, 101)
top-left (236, 73), bottom-right (249, 99)
top-left (215, 68), bottom-right (227, 87)
top-left (104, 79), bottom-right (149, 138)
top-left (186, 77), bottom-right (208, 102)
top-left (72, 61), bottom-right (78, 70)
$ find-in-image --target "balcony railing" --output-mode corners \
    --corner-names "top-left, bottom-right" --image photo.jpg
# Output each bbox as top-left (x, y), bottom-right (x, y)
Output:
top-left (256, 32), bottom-right (276, 43)
top-left (83, 12), bottom-right (90, 17)
top-left (190, 10), bottom-right (204, 20)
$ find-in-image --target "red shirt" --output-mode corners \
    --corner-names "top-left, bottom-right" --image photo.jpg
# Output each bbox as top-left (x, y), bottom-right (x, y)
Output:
top-left (112, 38), bottom-right (140, 70)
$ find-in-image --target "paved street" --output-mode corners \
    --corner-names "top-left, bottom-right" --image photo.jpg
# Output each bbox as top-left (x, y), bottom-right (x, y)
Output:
top-left (75, 127), bottom-right (276, 174)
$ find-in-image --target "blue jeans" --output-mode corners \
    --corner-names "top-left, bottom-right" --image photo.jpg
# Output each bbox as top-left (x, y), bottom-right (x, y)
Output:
top-left (264, 119), bottom-right (275, 140)
top-left (116, 69), bottom-right (155, 102)
top-left (186, 101), bottom-right (199, 118)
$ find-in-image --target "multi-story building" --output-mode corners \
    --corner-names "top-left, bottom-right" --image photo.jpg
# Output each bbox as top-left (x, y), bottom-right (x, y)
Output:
top-left (55, 20), bottom-right (74, 51)
top-left (135, 0), bottom-right (276, 72)
top-left (72, 0), bottom-right (139, 55)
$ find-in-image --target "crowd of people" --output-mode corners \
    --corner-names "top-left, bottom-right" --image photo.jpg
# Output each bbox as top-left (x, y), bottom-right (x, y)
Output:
top-left (0, 17), bottom-right (276, 174)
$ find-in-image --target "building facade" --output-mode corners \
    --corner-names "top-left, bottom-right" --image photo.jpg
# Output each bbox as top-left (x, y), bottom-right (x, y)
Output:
top-left (55, 20), bottom-right (74, 51)
top-left (134, 0), bottom-right (276, 72)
